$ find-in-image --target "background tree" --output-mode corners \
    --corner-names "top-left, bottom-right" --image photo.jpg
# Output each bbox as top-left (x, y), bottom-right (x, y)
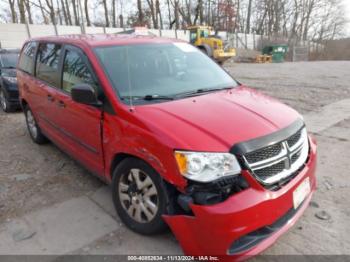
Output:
top-left (146, 0), bottom-right (158, 29)
top-left (71, 0), bottom-right (79, 25)
top-left (8, 0), bottom-right (17, 23)
top-left (84, 0), bottom-right (91, 26)
top-left (24, 0), bottom-right (33, 24)
top-left (112, 0), bottom-right (116, 27)
top-left (64, 0), bottom-right (72, 25)
top-left (102, 0), bottom-right (109, 26)
top-left (17, 0), bottom-right (26, 23)
top-left (0, 0), bottom-right (347, 42)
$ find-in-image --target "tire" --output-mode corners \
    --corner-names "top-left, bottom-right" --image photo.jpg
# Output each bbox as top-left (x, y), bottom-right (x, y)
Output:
top-left (198, 44), bottom-right (213, 58)
top-left (0, 87), bottom-right (14, 113)
top-left (112, 158), bottom-right (169, 235)
top-left (24, 105), bottom-right (49, 144)
top-left (199, 46), bottom-right (208, 56)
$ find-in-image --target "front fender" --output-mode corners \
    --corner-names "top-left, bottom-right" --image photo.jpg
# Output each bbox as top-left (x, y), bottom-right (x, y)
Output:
top-left (102, 113), bottom-right (187, 189)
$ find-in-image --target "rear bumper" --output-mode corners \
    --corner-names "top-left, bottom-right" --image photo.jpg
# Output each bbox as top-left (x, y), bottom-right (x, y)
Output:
top-left (164, 136), bottom-right (317, 260)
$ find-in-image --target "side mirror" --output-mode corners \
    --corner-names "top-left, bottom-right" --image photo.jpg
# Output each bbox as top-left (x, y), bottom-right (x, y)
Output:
top-left (71, 83), bottom-right (101, 106)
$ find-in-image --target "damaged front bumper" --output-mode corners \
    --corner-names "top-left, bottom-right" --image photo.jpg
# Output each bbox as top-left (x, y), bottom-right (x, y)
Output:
top-left (163, 137), bottom-right (317, 260)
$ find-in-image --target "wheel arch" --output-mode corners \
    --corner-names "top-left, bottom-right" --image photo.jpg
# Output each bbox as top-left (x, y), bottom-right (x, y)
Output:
top-left (109, 152), bottom-right (135, 180)
top-left (20, 98), bottom-right (28, 110)
top-left (109, 151), bottom-right (166, 180)
top-left (108, 151), bottom-right (183, 190)
top-left (109, 152), bottom-right (181, 217)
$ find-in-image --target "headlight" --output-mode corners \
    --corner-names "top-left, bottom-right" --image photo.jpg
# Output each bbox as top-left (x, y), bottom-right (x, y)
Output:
top-left (3, 76), bottom-right (17, 84)
top-left (174, 151), bottom-right (242, 182)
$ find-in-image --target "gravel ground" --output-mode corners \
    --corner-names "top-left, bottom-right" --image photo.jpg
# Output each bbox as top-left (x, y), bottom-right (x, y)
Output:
top-left (225, 61), bottom-right (350, 114)
top-left (0, 61), bottom-right (349, 256)
top-left (0, 113), bottom-right (102, 224)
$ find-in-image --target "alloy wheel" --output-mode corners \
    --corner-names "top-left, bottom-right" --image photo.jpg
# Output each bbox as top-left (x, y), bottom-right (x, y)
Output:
top-left (118, 168), bottom-right (159, 223)
top-left (26, 109), bottom-right (38, 139)
top-left (0, 89), bottom-right (7, 111)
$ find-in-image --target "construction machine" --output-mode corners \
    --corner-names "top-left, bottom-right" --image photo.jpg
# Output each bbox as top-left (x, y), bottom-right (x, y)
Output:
top-left (187, 26), bottom-right (236, 64)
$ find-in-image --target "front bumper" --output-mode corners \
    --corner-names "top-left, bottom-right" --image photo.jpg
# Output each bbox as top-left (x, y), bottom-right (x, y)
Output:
top-left (213, 49), bottom-right (236, 62)
top-left (164, 136), bottom-right (317, 260)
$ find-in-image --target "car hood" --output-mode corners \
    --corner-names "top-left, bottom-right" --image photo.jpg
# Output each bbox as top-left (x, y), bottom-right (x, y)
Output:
top-left (135, 86), bottom-right (301, 152)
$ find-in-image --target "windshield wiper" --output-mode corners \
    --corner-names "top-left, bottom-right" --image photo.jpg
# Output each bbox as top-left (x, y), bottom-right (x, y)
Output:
top-left (144, 94), bottom-right (174, 101)
top-left (1, 66), bottom-right (16, 69)
top-left (121, 95), bottom-right (174, 101)
top-left (175, 87), bottom-right (233, 98)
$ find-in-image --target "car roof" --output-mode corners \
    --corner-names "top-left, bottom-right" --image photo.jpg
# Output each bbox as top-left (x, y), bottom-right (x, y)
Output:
top-left (28, 34), bottom-right (184, 48)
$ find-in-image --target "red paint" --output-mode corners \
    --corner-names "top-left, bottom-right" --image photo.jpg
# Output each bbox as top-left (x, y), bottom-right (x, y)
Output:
top-left (17, 34), bottom-right (317, 260)
top-left (164, 139), bottom-right (317, 259)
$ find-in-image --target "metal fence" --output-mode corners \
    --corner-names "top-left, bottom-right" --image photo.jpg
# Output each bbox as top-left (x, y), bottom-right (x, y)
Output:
top-left (292, 46), bottom-right (309, 62)
top-left (0, 23), bottom-right (325, 62)
top-left (0, 23), bottom-right (192, 49)
top-left (0, 22), bottom-right (266, 51)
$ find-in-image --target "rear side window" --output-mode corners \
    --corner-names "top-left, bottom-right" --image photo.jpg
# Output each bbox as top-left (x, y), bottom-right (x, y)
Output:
top-left (36, 43), bottom-right (62, 87)
top-left (62, 49), bottom-right (97, 93)
top-left (18, 41), bottom-right (37, 74)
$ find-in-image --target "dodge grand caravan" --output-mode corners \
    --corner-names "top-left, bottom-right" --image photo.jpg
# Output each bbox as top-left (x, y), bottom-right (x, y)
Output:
top-left (17, 35), bottom-right (317, 259)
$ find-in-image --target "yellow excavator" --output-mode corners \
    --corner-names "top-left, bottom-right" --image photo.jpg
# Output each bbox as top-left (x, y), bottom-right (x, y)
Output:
top-left (188, 25), bottom-right (236, 64)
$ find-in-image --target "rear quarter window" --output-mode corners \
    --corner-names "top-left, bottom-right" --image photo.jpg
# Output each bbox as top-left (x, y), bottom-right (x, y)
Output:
top-left (18, 41), bottom-right (37, 74)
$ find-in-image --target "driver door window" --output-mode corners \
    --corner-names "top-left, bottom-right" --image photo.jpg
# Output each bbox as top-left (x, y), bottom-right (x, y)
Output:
top-left (62, 49), bottom-right (97, 94)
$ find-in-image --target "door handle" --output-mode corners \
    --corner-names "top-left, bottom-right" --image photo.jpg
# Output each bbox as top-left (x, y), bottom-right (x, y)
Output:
top-left (57, 100), bottom-right (66, 108)
top-left (47, 94), bottom-right (54, 102)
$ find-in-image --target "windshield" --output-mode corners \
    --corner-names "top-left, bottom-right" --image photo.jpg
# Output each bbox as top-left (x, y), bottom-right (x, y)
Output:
top-left (94, 43), bottom-right (238, 103)
top-left (1, 53), bottom-right (19, 68)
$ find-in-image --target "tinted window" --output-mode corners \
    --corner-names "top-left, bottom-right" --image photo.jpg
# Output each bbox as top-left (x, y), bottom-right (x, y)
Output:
top-left (0, 53), bottom-right (19, 68)
top-left (18, 42), bottom-right (37, 74)
top-left (36, 43), bottom-right (62, 87)
top-left (62, 49), bottom-right (97, 93)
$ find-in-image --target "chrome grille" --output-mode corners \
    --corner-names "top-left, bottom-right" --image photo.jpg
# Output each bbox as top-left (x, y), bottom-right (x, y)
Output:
top-left (244, 143), bottom-right (282, 163)
top-left (287, 129), bottom-right (302, 148)
top-left (243, 128), bottom-right (309, 186)
top-left (254, 161), bottom-right (285, 179)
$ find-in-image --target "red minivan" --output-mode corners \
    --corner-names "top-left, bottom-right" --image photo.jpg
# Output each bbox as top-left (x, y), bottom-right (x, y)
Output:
top-left (17, 34), bottom-right (317, 259)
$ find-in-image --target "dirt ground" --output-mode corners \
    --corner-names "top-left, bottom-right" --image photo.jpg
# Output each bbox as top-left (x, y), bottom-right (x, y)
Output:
top-left (227, 61), bottom-right (350, 114)
top-left (0, 61), bottom-right (349, 257)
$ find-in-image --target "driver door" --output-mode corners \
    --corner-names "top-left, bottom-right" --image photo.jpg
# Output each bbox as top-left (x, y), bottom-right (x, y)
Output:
top-left (54, 45), bottom-right (104, 176)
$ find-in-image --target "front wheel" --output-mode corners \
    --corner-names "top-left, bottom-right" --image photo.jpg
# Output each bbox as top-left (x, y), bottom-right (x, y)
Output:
top-left (112, 158), bottom-right (169, 235)
top-left (0, 88), bottom-right (14, 113)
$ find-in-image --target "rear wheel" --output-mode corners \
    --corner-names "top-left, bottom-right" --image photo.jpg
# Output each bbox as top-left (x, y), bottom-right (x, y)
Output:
top-left (24, 105), bottom-right (49, 144)
top-left (0, 88), bottom-right (14, 113)
top-left (112, 158), bottom-right (169, 235)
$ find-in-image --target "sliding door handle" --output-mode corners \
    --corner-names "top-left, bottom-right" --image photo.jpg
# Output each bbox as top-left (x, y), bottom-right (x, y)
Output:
top-left (47, 94), bottom-right (54, 102)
